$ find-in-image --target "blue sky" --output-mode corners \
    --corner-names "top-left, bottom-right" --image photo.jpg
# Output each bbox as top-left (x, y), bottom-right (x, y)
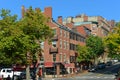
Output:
top-left (0, 0), bottom-right (120, 21)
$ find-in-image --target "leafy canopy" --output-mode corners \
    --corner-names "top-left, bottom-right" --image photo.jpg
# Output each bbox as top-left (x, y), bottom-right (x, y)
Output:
top-left (76, 45), bottom-right (91, 62)
top-left (0, 7), bottom-right (54, 66)
top-left (86, 35), bottom-right (104, 58)
top-left (104, 22), bottom-right (120, 58)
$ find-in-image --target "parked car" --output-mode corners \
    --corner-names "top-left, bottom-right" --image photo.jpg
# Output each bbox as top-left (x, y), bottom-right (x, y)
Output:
top-left (0, 68), bottom-right (22, 79)
top-left (18, 71), bottom-right (34, 80)
top-left (88, 66), bottom-right (98, 72)
top-left (97, 63), bottom-right (106, 69)
top-left (46, 69), bottom-right (56, 75)
top-left (106, 61), bottom-right (112, 66)
top-left (0, 68), bottom-right (13, 78)
top-left (60, 69), bottom-right (68, 74)
top-left (114, 71), bottom-right (120, 80)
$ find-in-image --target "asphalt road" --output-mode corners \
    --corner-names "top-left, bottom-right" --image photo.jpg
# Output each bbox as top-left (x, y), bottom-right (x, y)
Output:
top-left (42, 62), bottom-right (120, 80)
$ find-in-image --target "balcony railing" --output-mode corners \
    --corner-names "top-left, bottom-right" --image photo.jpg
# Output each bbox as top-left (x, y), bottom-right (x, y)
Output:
top-left (51, 35), bottom-right (58, 41)
top-left (49, 47), bottom-right (58, 54)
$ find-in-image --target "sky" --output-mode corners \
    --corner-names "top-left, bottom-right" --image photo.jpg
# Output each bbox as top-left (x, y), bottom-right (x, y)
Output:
top-left (0, 0), bottom-right (120, 22)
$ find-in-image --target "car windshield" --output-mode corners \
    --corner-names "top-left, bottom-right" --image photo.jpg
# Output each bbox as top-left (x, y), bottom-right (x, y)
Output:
top-left (7, 70), bottom-right (12, 73)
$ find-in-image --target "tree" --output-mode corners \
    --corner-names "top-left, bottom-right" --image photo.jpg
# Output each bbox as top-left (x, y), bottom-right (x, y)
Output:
top-left (0, 9), bottom-right (19, 66)
top-left (76, 45), bottom-right (90, 62)
top-left (18, 7), bottom-right (54, 80)
top-left (104, 22), bottom-right (120, 59)
top-left (0, 7), bottom-right (54, 80)
top-left (86, 35), bottom-right (104, 64)
top-left (76, 45), bottom-right (91, 70)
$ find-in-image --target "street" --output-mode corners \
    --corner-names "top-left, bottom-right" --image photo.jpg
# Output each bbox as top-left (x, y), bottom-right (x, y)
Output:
top-left (42, 62), bottom-right (120, 80)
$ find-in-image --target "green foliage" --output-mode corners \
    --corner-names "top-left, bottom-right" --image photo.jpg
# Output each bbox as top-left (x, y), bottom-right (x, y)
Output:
top-left (105, 22), bottom-right (120, 58)
top-left (86, 35), bottom-right (104, 58)
top-left (0, 7), bottom-right (54, 66)
top-left (76, 45), bottom-right (91, 62)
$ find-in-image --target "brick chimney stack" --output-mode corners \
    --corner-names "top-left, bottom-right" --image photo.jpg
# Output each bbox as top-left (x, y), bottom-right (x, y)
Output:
top-left (21, 5), bottom-right (25, 18)
top-left (84, 15), bottom-right (88, 22)
top-left (44, 7), bottom-right (52, 19)
top-left (35, 8), bottom-right (41, 12)
top-left (57, 16), bottom-right (63, 24)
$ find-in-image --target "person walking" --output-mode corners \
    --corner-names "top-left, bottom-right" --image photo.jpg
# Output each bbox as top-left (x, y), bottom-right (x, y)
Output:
top-left (0, 75), bottom-right (3, 80)
top-left (6, 75), bottom-right (11, 80)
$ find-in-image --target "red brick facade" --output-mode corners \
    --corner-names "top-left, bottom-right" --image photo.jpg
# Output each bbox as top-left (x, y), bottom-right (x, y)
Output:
top-left (21, 6), bottom-right (115, 77)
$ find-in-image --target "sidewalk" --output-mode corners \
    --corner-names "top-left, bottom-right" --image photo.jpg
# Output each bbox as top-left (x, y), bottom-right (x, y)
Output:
top-left (42, 70), bottom-right (88, 80)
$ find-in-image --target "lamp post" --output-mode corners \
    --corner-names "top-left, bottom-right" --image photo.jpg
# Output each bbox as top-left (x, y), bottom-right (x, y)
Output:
top-left (33, 60), bottom-right (37, 80)
top-left (53, 53), bottom-right (56, 78)
top-left (12, 64), bottom-right (15, 80)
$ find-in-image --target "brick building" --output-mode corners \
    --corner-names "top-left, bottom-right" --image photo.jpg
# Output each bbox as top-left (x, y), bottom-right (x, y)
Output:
top-left (63, 14), bottom-right (115, 38)
top-left (21, 6), bottom-right (115, 77)
top-left (42, 7), bottom-right (87, 77)
top-left (63, 14), bottom-right (115, 63)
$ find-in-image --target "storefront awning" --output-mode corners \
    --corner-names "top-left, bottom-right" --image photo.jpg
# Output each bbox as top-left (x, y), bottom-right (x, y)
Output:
top-left (44, 62), bottom-right (53, 67)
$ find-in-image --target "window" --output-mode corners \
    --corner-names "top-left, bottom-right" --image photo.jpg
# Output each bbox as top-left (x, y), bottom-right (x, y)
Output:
top-left (70, 56), bottom-right (75, 63)
top-left (7, 70), bottom-right (12, 73)
top-left (53, 54), bottom-right (56, 61)
top-left (64, 54), bottom-right (66, 62)
top-left (59, 54), bottom-right (62, 62)
top-left (67, 42), bottom-right (69, 50)
top-left (85, 28), bottom-right (91, 35)
top-left (53, 29), bottom-right (57, 35)
top-left (73, 34), bottom-right (76, 40)
top-left (64, 31), bottom-right (67, 37)
top-left (60, 40), bottom-right (62, 49)
top-left (40, 42), bottom-right (44, 49)
top-left (60, 29), bottom-right (62, 36)
top-left (40, 56), bottom-right (44, 61)
top-left (92, 25), bottom-right (97, 30)
top-left (67, 32), bottom-right (69, 38)
top-left (3, 70), bottom-right (5, 72)
top-left (70, 43), bottom-right (76, 50)
top-left (70, 33), bottom-right (73, 39)
top-left (52, 41), bottom-right (57, 47)
top-left (102, 29), bottom-right (108, 36)
top-left (64, 41), bottom-right (67, 49)
top-left (80, 37), bottom-right (85, 42)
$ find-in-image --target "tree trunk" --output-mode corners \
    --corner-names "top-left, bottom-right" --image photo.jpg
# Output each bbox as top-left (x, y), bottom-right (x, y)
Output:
top-left (26, 65), bottom-right (30, 80)
top-left (94, 57), bottom-right (98, 66)
top-left (80, 65), bottom-right (83, 72)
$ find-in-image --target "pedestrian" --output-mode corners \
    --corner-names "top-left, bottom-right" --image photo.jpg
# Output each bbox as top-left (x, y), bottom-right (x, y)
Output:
top-left (6, 75), bottom-right (11, 80)
top-left (0, 75), bottom-right (3, 80)
top-left (37, 68), bottom-right (42, 80)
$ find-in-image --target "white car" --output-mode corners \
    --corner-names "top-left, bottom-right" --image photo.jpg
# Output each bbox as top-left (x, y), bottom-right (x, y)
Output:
top-left (0, 68), bottom-right (22, 78)
top-left (0, 68), bottom-right (13, 78)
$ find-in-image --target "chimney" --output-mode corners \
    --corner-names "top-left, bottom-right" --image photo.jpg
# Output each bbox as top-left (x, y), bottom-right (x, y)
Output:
top-left (44, 7), bottom-right (52, 19)
top-left (84, 15), bottom-right (88, 22)
top-left (57, 16), bottom-right (63, 24)
top-left (110, 20), bottom-right (115, 27)
top-left (35, 8), bottom-right (41, 12)
top-left (21, 5), bottom-right (25, 18)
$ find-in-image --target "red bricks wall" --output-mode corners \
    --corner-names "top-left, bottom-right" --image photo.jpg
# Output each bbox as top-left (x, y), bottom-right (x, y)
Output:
top-left (44, 7), bottom-right (52, 19)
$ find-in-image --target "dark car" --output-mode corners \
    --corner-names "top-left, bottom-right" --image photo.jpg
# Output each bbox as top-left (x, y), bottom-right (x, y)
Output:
top-left (114, 71), bottom-right (120, 80)
top-left (88, 66), bottom-right (98, 72)
top-left (106, 61), bottom-right (112, 66)
top-left (46, 69), bottom-right (56, 75)
top-left (60, 69), bottom-right (68, 74)
top-left (18, 71), bottom-right (34, 80)
top-left (97, 63), bottom-right (106, 69)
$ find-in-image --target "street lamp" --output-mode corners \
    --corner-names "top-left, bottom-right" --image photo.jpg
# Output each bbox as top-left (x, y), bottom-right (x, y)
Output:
top-left (32, 60), bottom-right (37, 80)
top-left (12, 64), bottom-right (15, 80)
top-left (53, 53), bottom-right (56, 78)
